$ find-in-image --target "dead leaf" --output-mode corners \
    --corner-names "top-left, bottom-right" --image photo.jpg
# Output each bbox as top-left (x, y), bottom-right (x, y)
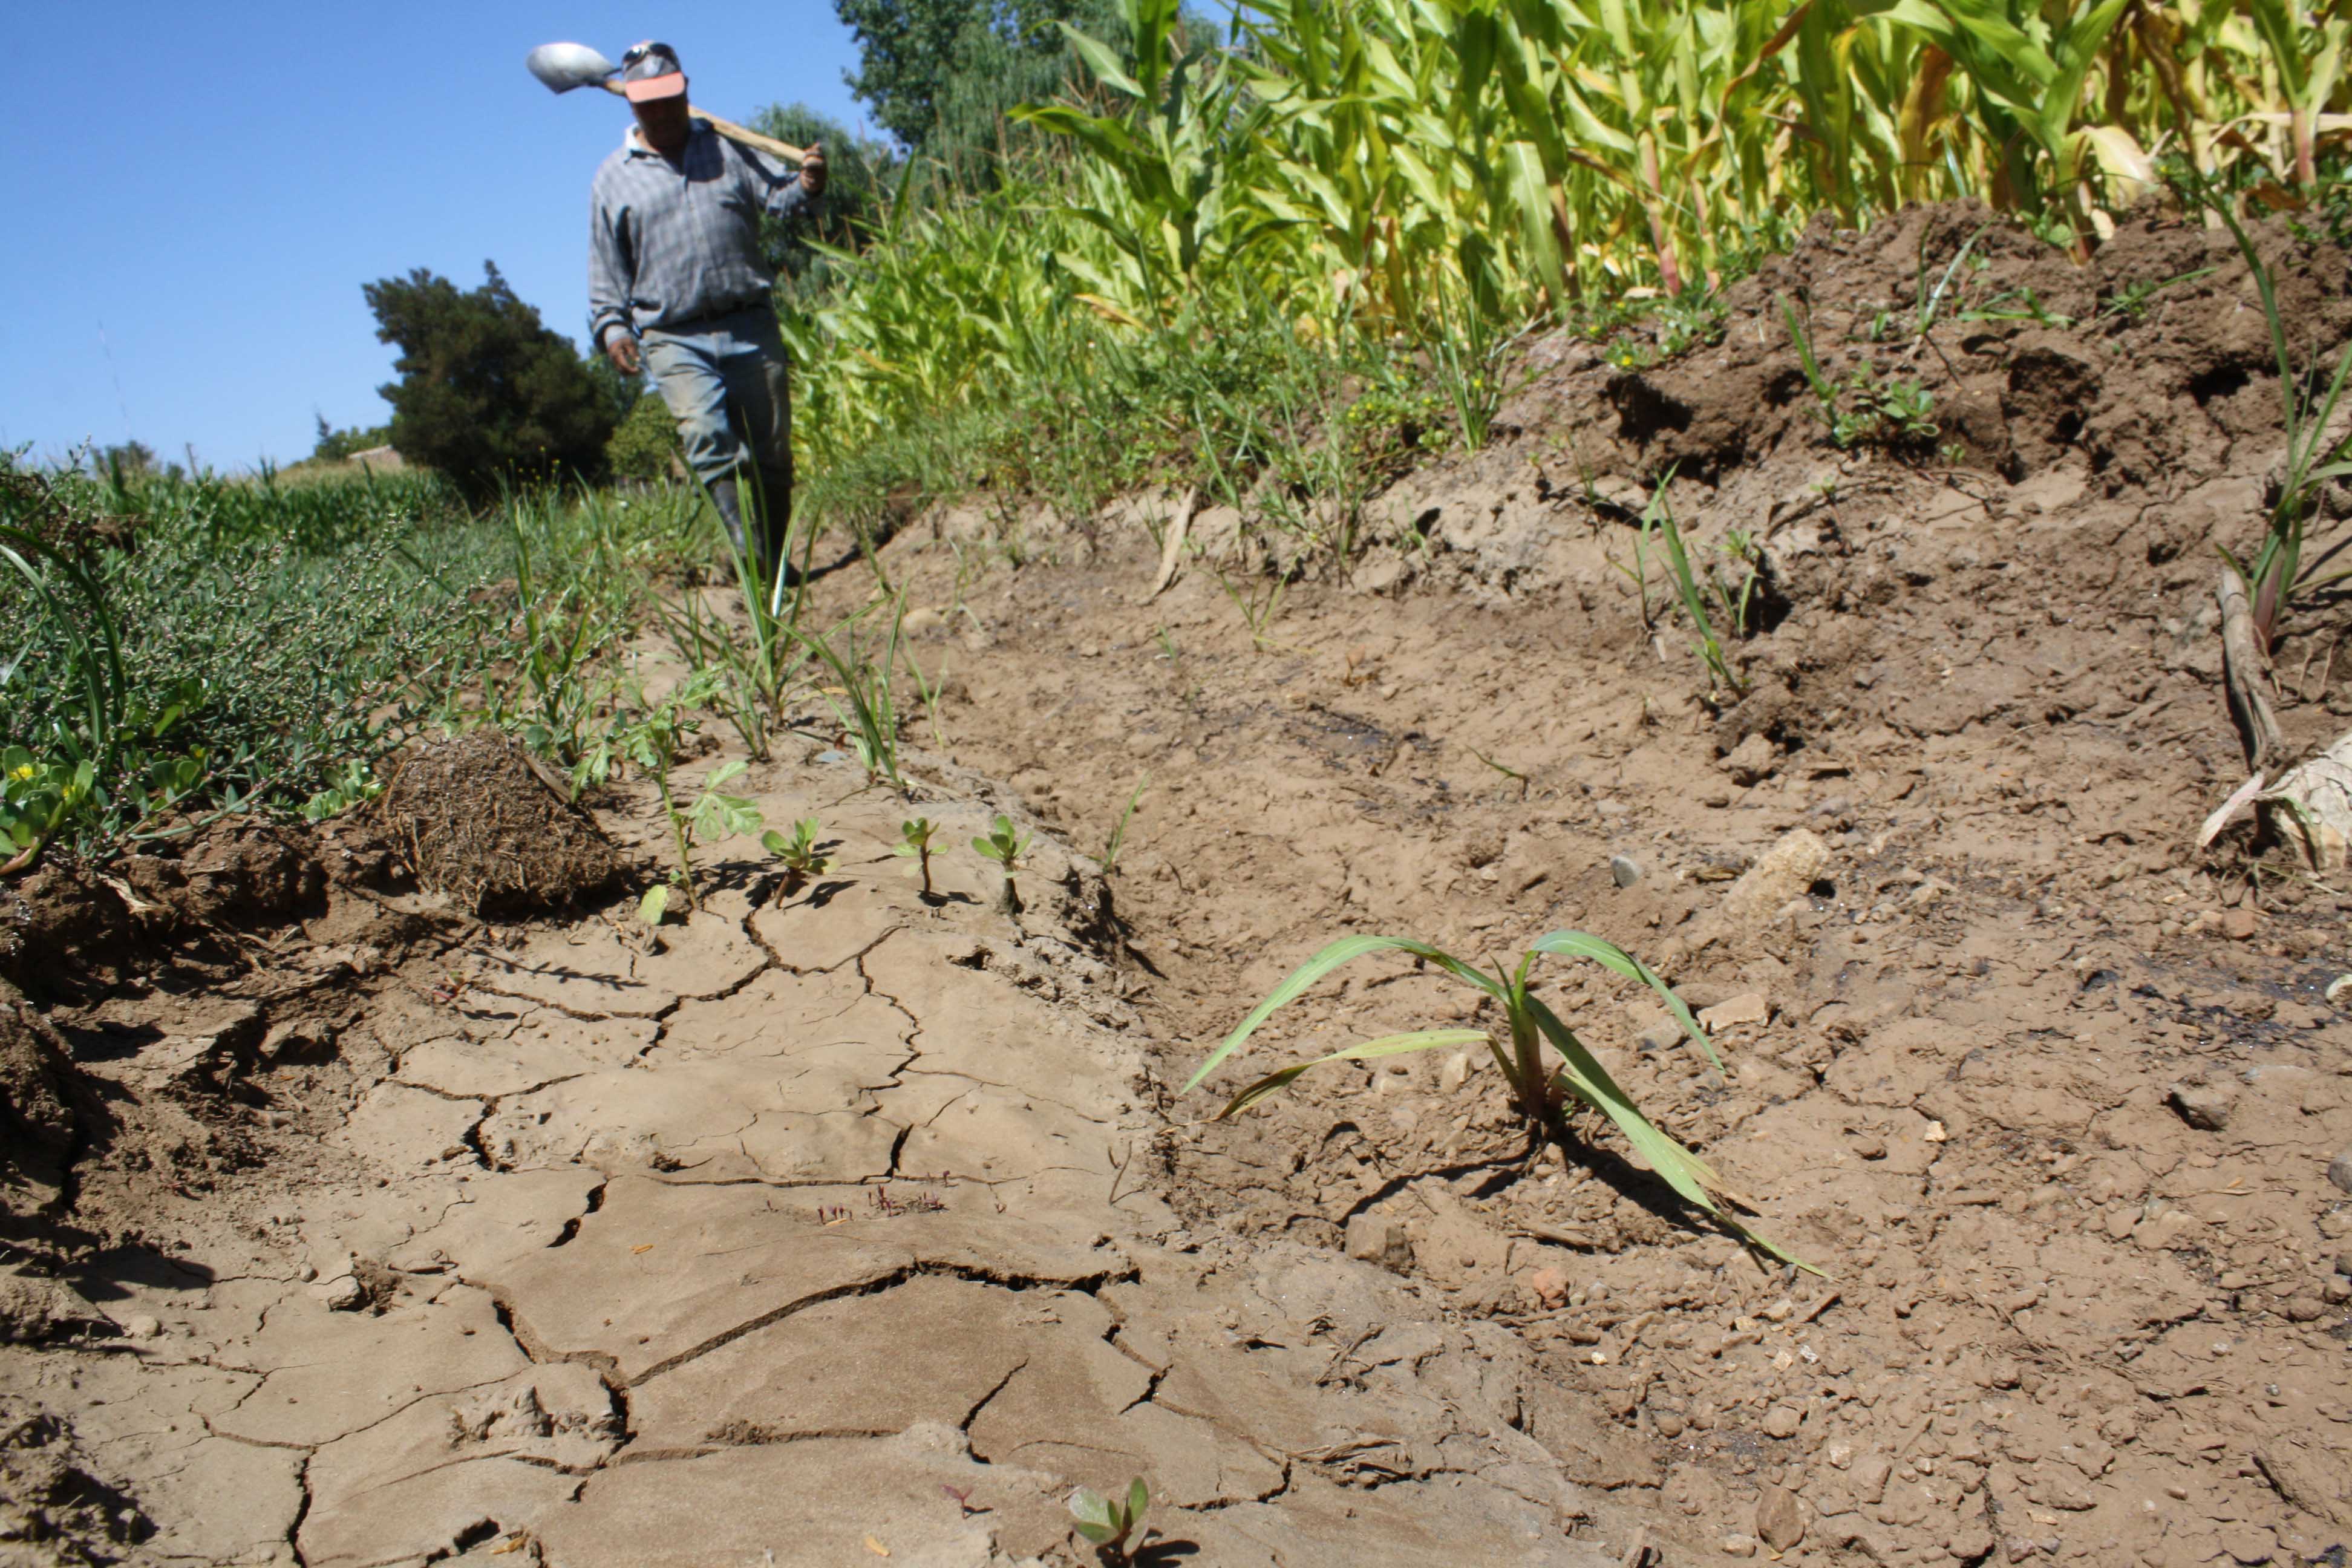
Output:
top-left (630, 1243), bottom-right (655, 1254)
top-left (863, 1537), bottom-right (891, 1557)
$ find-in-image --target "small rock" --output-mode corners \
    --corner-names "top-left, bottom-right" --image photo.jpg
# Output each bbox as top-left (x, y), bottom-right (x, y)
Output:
top-left (1823, 1440), bottom-right (1855, 1470)
top-left (120, 1313), bottom-right (162, 1340)
top-left (2003, 1534), bottom-right (2041, 1563)
top-left (316, 1275), bottom-right (367, 1312)
top-left (1528, 1267), bottom-right (1570, 1310)
top-left (1720, 1535), bottom-right (1758, 1559)
top-left (1720, 733), bottom-right (1777, 786)
top-left (1699, 991), bottom-right (1769, 1031)
top-left (2218, 907), bottom-right (2259, 941)
top-left (901, 606), bottom-right (945, 638)
top-left (1440, 1051), bottom-right (1473, 1092)
top-left (1653, 1410), bottom-right (1686, 1438)
top-left (1851, 1133), bottom-right (1887, 1160)
top-left (2169, 1081), bottom-right (2236, 1131)
top-left (2282, 1293), bottom-right (2326, 1322)
top-left (1947, 1521), bottom-right (1994, 1563)
top-left (1853, 1452), bottom-right (1893, 1504)
top-left (1594, 797), bottom-right (1630, 818)
top-left (1344, 1214), bottom-right (1413, 1271)
top-left (1635, 1018), bottom-right (1686, 1054)
top-left (1763, 1405), bottom-right (1802, 1439)
top-left (1754, 1486), bottom-right (1805, 1552)
top-left (2328, 1151), bottom-right (2352, 1195)
top-left (1714, 829), bottom-right (1831, 932)
top-left (1610, 854), bottom-right (1645, 887)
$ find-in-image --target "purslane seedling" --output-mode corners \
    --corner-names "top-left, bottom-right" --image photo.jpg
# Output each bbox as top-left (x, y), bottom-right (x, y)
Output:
top-left (894, 816), bottom-right (938, 895)
top-left (1183, 931), bottom-right (1809, 1269)
top-left (1068, 1477), bottom-right (1150, 1563)
top-left (762, 817), bottom-right (833, 893)
top-left (973, 813), bottom-right (1032, 913)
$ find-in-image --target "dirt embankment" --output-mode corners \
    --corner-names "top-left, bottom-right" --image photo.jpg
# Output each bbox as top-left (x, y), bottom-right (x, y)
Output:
top-left (854, 201), bottom-right (2352, 1566)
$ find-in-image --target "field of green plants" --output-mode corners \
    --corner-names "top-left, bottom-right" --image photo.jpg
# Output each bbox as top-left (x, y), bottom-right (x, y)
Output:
top-left (6, 0), bottom-right (2348, 872)
top-left (786, 0), bottom-right (2350, 528)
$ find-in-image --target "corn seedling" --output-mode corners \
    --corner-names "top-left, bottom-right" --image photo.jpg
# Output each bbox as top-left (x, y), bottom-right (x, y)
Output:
top-left (1642, 480), bottom-right (1746, 697)
top-left (762, 817), bottom-right (834, 894)
top-left (1210, 562), bottom-right (1289, 652)
top-left (1183, 931), bottom-right (1808, 1267)
top-left (1468, 747), bottom-right (1529, 800)
top-left (973, 813), bottom-right (1033, 913)
top-left (1103, 775), bottom-right (1149, 874)
top-left (1068, 1478), bottom-right (1150, 1563)
top-left (788, 597), bottom-right (906, 791)
top-left (2175, 165), bottom-right (2352, 647)
top-left (893, 816), bottom-right (938, 895)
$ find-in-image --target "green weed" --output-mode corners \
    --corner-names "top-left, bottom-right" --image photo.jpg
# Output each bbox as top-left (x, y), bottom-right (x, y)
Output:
top-left (1068, 1478), bottom-right (1151, 1563)
top-left (893, 816), bottom-right (938, 895)
top-left (973, 813), bottom-right (1033, 913)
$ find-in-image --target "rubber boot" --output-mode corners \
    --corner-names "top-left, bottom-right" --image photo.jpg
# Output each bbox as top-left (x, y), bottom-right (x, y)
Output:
top-left (708, 475), bottom-right (752, 569)
top-left (754, 465), bottom-right (798, 588)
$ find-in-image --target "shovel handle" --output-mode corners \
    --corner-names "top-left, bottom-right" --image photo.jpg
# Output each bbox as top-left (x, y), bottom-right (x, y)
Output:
top-left (595, 79), bottom-right (809, 164)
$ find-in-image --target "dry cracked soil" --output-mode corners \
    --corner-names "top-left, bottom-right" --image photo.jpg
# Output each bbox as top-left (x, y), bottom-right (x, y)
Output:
top-left (5, 200), bottom-right (2352, 1568)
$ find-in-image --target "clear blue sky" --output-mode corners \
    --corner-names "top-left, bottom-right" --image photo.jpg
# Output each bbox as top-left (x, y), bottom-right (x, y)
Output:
top-left (1, 2), bottom-right (867, 471)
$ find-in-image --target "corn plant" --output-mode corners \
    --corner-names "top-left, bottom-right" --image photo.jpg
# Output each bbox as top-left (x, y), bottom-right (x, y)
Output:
top-left (1183, 931), bottom-right (1806, 1266)
top-left (1068, 1478), bottom-right (1151, 1563)
top-left (788, 597), bottom-right (907, 792)
top-left (1642, 479), bottom-right (1746, 697)
top-left (973, 813), bottom-right (1033, 913)
top-left (893, 816), bottom-right (938, 895)
top-left (1102, 776), bottom-right (1149, 874)
top-left (2173, 163), bottom-right (2352, 648)
top-left (762, 817), bottom-right (834, 893)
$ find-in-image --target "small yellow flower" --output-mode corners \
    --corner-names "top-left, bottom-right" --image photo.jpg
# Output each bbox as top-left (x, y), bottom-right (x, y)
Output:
top-left (8, 764), bottom-right (32, 782)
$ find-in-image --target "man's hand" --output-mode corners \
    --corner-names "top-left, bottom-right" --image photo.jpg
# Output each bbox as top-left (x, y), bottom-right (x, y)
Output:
top-left (800, 142), bottom-right (827, 200)
top-left (605, 332), bottom-right (642, 376)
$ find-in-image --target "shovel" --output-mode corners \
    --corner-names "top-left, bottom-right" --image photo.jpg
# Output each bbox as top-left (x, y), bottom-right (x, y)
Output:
top-left (526, 43), bottom-right (807, 163)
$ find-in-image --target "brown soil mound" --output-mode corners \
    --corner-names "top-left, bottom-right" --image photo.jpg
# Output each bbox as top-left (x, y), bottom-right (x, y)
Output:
top-left (371, 730), bottom-right (623, 915)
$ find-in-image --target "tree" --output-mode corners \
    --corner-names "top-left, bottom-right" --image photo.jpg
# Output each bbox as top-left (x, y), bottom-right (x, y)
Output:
top-left (310, 415), bottom-right (392, 463)
top-left (832, 0), bottom-right (1126, 163)
top-left (362, 263), bottom-right (618, 497)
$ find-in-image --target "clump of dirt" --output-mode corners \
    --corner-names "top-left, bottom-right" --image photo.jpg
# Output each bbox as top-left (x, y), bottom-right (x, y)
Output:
top-left (0, 1397), bottom-right (148, 1566)
top-left (2, 818), bottom-right (374, 996)
top-left (0, 983), bottom-right (96, 1238)
top-left (370, 730), bottom-right (623, 915)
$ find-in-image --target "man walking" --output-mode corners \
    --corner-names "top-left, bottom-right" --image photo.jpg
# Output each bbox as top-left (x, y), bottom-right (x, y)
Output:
top-left (588, 41), bottom-right (826, 584)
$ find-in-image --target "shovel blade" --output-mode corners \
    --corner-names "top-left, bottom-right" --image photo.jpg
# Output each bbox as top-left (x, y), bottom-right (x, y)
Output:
top-left (526, 41), bottom-right (617, 94)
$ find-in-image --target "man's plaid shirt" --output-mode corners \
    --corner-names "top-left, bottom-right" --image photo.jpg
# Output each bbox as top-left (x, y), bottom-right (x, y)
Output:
top-left (587, 119), bottom-right (811, 350)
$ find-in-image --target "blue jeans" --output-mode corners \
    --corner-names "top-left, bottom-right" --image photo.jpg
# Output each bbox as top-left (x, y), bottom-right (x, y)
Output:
top-left (641, 304), bottom-right (792, 565)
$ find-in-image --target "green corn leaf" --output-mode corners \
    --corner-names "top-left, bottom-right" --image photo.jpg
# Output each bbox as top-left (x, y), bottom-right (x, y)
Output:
top-left (1526, 995), bottom-right (1817, 1272)
top-left (1525, 929), bottom-right (1721, 1069)
top-left (1183, 935), bottom-right (1501, 1095)
top-left (1210, 1030), bottom-right (1492, 1119)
